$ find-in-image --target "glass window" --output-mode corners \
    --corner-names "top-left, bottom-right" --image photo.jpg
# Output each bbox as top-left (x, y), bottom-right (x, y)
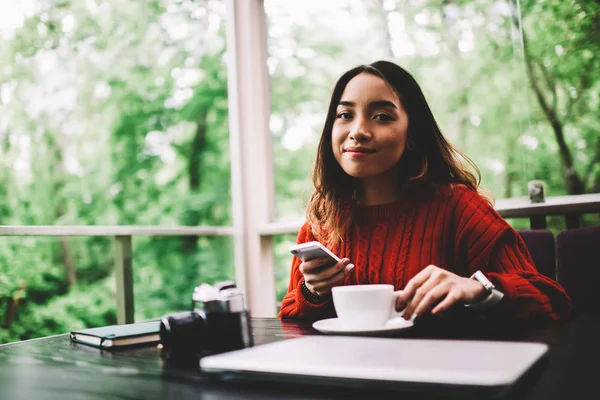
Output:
top-left (0, 0), bottom-right (232, 342)
top-left (1, 0), bottom-right (230, 226)
top-left (265, 0), bottom-right (548, 221)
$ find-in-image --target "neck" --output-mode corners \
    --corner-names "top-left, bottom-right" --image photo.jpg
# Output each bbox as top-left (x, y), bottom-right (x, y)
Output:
top-left (358, 171), bottom-right (400, 206)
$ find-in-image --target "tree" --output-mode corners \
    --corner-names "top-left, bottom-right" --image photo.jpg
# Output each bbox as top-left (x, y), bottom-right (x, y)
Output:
top-left (519, 0), bottom-right (599, 194)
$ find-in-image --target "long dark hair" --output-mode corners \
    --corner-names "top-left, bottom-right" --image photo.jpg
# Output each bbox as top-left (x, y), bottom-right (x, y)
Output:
top-left (307, 60), bottom-right (491, 246)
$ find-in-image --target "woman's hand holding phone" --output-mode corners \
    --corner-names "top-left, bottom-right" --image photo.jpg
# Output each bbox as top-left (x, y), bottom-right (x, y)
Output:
top-left (290, 242), bottom-right (354, 296)
top-left (300, 257), bottom-right (354, 296)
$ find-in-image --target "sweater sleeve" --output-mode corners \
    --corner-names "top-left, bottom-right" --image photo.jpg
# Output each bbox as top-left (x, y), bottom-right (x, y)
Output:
top-left (453, 186), bottom-right (571, 321)
top-left (278, 222), bottom-right (336, 320)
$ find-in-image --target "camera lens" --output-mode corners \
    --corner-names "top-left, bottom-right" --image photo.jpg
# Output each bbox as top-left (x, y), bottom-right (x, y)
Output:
top-left (159, 311), bottom-right (207, 354)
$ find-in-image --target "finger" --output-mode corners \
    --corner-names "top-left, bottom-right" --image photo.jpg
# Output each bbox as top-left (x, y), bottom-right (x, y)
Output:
top-left (396, 265), bottom-right (437, 308)
top-left (404, 267), bottom-right (444, 319)
top-left (395, 294), bottom-right (406, 312)
top-left (403, 267), bottom-right (446, 317)
top-left (432, 288), bottom-right (463, 315)
top-left (309, 259), bottom-right (350, 282)
top-left (305, 259), bottom-right (351, 295)
top-left (403, 273), bottom-right (438, 314)
top-left (312, 263), bottom-right (355, 294)
top-left (299, 257), bottom-right (336, 274)
top-left (412, 281), bottom-right (452, 317)
top-left (304, 259), bottom-right (350, 285)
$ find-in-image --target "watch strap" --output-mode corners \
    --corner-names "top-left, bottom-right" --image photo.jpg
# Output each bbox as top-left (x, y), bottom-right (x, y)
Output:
top-left (464, 288), bottom-right (504, 310)
top-left (464, 270), bottom-right (504, 310)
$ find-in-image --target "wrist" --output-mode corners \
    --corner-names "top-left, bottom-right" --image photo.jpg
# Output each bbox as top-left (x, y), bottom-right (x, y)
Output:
top-left (464, 271), bottom-right (504, 310)
top-left (472, 281), bottom-right (489, 303)
top-left (301, 280), bottom-right (327, 304)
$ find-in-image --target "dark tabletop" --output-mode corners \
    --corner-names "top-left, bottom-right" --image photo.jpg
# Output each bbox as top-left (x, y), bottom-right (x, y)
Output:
top-left (1, 315), bottom-right (599, 400)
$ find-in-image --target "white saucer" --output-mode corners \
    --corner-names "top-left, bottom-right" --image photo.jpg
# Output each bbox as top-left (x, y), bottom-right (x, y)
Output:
top-left (312, 317), bottom-right (414, 336)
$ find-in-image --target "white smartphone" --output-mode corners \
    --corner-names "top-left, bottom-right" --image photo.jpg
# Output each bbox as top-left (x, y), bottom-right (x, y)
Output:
top-left (289, 241), bottom-right (340, 265)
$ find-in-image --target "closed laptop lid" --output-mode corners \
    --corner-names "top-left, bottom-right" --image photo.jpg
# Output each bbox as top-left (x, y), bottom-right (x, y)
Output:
top-left (200, 336), bottom-right (548, 387)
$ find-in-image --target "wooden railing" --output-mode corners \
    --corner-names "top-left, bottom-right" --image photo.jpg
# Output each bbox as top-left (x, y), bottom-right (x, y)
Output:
top-left (494, 193), bottom-right (600, 229)
top-left (0, 226), bottom-right (234, 325)
top-left (257, 193), bottom-right (600, 235)
top-left (1, 193), bottom-right (598, 323)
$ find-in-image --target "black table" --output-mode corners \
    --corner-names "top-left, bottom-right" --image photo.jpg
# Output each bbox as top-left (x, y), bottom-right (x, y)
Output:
top-left (0, 316), bottom-right (598, 400)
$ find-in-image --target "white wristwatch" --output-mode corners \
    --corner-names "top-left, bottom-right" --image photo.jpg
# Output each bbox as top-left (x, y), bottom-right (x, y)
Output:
top-left (464, 270), bottom-right (504, 310)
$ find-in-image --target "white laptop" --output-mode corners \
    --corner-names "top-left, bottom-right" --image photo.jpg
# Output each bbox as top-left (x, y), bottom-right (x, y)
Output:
top-left (200, 336), bottom-right (547, 389)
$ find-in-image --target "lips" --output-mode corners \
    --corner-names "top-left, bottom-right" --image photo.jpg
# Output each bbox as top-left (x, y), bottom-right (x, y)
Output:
top-left (344, 146), bottom-right (376, 153)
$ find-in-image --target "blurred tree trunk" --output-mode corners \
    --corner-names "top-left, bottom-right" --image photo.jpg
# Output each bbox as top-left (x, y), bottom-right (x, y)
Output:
top-left (181, 110), bottom-right (209, 255)
top-left (504, 139), bottom-right (518, 198)
top-left (48, 132), bottom-right (77, 286)
top-left (3, 298), bottom-right (18, 329)
top-left (59, 236), bottom-right (76, 285)
top-left (522, 42), bottom-right (585, 194)
top-left (2, 282), bottom-right (26, 329)
top-left (518, 0), bottom-right (599, 195)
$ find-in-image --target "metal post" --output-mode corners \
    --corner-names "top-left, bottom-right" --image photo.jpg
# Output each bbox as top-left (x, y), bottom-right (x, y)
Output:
top-left (565, 213), bottom-right (581, 229)
top-left (529, 215), bottom-right (547, 229)
top-left (115, 235), bottom-right (134, 324)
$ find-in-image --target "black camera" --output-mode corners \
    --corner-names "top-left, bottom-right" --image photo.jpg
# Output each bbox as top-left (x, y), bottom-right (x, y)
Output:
top-left (159, 281), bottom-right (253, 361)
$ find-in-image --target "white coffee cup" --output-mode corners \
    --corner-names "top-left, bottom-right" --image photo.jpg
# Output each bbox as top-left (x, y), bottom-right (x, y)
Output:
top-left (331, 284), bottom-right (404, 330)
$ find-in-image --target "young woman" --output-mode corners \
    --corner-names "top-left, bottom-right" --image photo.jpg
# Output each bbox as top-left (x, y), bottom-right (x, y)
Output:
top-left (279, 61), bottom-right (570, 322)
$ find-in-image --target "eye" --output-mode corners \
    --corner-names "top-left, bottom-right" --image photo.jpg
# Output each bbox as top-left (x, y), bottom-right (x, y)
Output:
top-left (373, 113), bottom-right (394, 122)
top-left (336, 111), bottom-right (352, 120)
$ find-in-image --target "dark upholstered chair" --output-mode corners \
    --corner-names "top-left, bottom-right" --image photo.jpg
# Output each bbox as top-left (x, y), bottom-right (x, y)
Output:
top-left (556, 227), bottom-right (600, 315)
top-left (517, 229), bottom-right (557, 280)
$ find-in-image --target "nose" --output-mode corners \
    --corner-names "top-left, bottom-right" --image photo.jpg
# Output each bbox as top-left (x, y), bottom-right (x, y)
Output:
top-left (348, 118), bottom-right (372, 143)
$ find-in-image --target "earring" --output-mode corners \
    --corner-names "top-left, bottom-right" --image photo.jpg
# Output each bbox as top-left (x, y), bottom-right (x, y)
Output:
top-left (406, 138), bottom-right (415, 151)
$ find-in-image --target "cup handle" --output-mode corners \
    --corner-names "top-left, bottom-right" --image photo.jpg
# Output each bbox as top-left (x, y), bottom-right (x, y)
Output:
top-left (391, 290), bottom-right (405, 318)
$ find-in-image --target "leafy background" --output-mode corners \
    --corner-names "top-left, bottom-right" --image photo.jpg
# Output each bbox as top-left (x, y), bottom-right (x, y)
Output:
top-left (0, 0), bottom-right (598, 343)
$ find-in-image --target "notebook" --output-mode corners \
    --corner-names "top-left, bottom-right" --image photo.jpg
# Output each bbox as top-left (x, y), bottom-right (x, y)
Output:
top-left (70, 321), bottom-right (161, 349)
top-left (200, 336), bottom-right (548, 389)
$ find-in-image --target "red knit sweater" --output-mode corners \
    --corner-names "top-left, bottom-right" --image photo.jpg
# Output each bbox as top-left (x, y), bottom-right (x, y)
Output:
top-left (279, 185), bottom-right (571, 321)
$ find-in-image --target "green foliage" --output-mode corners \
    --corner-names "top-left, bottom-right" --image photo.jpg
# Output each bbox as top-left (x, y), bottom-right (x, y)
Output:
top-left (0, 0), bottom-right (235, 343)
top-left (0, 0), bottom-right (598, 342)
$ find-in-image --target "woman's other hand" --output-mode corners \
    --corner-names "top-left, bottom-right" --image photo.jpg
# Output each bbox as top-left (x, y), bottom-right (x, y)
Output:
top-left (300, 258), bottom-right (355, 296)
top-left (396, 265), bottom-right (487, 320)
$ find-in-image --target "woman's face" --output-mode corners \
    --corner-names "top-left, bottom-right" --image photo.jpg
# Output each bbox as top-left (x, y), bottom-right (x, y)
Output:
top-left (331, 73), bottom-right (409, 181)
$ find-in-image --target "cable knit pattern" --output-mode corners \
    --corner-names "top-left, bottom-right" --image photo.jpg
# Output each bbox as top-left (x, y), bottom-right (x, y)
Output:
top-left (395, 211), bottom-right (413, 288)
top-left (278, 185), bottom-right (571, 321)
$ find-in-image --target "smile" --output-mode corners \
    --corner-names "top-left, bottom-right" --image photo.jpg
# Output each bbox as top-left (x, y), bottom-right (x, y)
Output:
top-left (344, 147), bottom-right (376, 158)
top-left (344, 147), bottom-right (376, 153)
